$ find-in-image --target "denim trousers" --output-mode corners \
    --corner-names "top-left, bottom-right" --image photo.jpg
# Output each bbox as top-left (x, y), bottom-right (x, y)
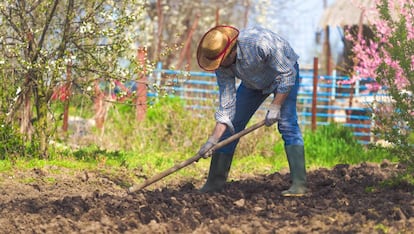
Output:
top-left (217, 63), bottom-right (304, 156)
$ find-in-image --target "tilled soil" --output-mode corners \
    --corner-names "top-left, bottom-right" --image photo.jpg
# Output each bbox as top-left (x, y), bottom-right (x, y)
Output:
top-left (0, 161), bottom-right (413, 234)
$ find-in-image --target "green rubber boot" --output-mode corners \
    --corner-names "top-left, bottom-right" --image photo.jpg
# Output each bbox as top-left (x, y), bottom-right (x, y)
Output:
top-left (282, 145), bottom-right (307, 197)
top-left (199, 152), bottom-right (234, 193)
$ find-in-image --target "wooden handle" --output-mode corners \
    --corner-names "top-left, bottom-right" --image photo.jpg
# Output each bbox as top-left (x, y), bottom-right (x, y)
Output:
top-left (128, 120), bottom-right (266, 193)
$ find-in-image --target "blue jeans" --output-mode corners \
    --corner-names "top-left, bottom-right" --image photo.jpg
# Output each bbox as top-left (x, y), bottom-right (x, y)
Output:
top-left (217, 63), bottom-right (304, 156)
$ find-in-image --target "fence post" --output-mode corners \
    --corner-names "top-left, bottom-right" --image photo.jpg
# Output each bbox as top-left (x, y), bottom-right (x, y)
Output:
top-left (370, 100), bottom-right (376, 143)
top-left (328, 69), bottom-right (337, 122)
top-left (312, 57), bottom-right (319, 132)
top-left (355, 79), bottom-right (360, 96)
top-left (136, 47), bottom-right (147, 121)
top-left (156, 62), bottom-right (162, 89)
top-left (94, 80), bottom-right (106, 130)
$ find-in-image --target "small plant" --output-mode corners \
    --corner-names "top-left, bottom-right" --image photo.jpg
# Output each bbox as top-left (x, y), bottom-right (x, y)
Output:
top-left (0, 122), bottom-right (24, 160)
top-left (0, 117), bottom-right (41, 160)
top-left (364, 186), bottom-right (377, 193)
top-left (374, 223), bottom-right (389, 233)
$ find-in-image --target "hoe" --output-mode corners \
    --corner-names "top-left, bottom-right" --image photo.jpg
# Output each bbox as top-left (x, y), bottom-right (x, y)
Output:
top-left (128, 120), bottom-right (266, 193)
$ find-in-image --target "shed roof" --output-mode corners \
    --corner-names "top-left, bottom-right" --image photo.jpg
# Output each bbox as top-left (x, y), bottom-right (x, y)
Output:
top-left (319, 0), bottom-right (377, 27)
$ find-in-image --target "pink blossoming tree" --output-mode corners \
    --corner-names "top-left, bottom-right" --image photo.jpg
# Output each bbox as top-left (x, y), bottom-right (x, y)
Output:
top-left (348, 0), bottom-right (413, 167)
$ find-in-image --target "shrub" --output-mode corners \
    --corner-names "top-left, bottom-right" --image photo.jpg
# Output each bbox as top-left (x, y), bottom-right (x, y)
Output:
top-left (347, 0), bottom-right (413, 171)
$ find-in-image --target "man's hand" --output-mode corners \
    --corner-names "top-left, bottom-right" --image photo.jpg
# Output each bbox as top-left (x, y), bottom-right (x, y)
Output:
top-left (265, 104), bottom-right (281, 126)
top-left (198, 135), bottom-right (219, 157)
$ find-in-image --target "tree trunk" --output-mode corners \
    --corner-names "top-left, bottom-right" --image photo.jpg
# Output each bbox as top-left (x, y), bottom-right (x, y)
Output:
top-left (33, 76), bottom-right (50, 159)
top-left (20, 88), bottom-right (34, 140)
top-left (37, 102), bottom-right (49, 159)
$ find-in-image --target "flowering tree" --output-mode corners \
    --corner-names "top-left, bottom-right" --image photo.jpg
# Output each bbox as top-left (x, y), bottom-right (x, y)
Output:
top-left (347, 0), bottom-right (413, 167)
top-left (0, 0), bottom-right (148, 158)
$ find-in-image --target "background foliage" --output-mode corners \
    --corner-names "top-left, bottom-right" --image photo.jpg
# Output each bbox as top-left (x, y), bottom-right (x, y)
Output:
top-left (0, 0), bottom-right (275, 158)
top-left (0, 0), bottom-right (407, 180)
top-left (346, 0), bottom-right (413, 171)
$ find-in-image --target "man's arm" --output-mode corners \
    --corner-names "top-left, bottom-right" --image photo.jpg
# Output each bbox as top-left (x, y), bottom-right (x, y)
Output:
top-left (215, 69), bottom-right (237, 133)
top-left (210, 122), bottom-right (227, 141)
top-left (197, 69), bottom-right (235, 156)
top-left (272, 92), bottom-right (289, 106)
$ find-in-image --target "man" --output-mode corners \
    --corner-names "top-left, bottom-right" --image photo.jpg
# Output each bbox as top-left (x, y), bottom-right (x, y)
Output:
top-left (196, 25), bottom-right (306, 197)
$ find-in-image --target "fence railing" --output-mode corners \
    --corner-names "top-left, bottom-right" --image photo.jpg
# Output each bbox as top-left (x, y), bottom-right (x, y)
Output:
top-left (149, 62), bottom-right (390, 144)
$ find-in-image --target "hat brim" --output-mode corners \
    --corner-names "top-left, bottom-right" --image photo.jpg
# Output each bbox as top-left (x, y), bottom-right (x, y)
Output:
top-left (197, 26), bottom-right (239, 71)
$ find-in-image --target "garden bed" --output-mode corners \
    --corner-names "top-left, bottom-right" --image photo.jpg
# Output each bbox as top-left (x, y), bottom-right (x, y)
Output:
top-left (0, 161), bottom-right (413, 233)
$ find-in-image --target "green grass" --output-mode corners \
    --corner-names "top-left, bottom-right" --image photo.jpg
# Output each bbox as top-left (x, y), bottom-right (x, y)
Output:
top-left (19, 177), bottom-right (37, 184)
top-left (0, 160), bottom-right (12, 172)
top-left (0, 96), bottom-right (405, 187)
top-left (234, 154), bottom-right (287, 175)
top-left (303, 124), bottom-right (397, 168)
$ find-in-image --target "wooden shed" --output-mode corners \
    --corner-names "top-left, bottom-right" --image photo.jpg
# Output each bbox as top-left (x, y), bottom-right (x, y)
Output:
top-left (318, 0), bottom-right (378, 76)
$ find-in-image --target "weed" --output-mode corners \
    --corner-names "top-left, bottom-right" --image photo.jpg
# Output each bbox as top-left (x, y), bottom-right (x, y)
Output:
top-left (20, 177), bottom-right (37, 184)
top-left (374, 223), bottom-right (389, 233)
top-left (364, 186), bottom-right (377, 193)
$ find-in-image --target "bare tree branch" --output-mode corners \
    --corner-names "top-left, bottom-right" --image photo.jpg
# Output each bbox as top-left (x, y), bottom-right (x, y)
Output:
top-left (33, 0), bottom-right (59, 62)
top-left (56, 0), bottom-right (74, 58)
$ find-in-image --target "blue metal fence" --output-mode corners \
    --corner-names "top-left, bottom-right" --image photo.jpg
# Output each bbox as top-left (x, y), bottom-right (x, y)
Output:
top-left (148, 63), bottom-right (389, 144)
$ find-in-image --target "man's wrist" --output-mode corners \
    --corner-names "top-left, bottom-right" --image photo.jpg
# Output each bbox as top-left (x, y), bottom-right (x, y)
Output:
top-left (268, 103), bottom-right (281, 111)
top-left (207, 135), bottom-right (219, 144)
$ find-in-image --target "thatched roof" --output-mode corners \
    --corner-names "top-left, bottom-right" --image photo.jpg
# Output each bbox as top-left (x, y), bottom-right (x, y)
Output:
top-left (319, 0), bottom-right (377, 27)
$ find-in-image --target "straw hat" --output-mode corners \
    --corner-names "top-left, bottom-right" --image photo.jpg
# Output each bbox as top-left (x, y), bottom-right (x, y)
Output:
top-left (197, 25), bottom-right (239, 71)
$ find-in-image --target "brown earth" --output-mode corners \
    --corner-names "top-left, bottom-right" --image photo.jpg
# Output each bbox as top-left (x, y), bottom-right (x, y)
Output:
top-left (0, 161), bottom-right (413, 234)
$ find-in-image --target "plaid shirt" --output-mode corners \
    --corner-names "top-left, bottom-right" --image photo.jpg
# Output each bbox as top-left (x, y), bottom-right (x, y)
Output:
top-left (214, 25), bottom-right (299, 132)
